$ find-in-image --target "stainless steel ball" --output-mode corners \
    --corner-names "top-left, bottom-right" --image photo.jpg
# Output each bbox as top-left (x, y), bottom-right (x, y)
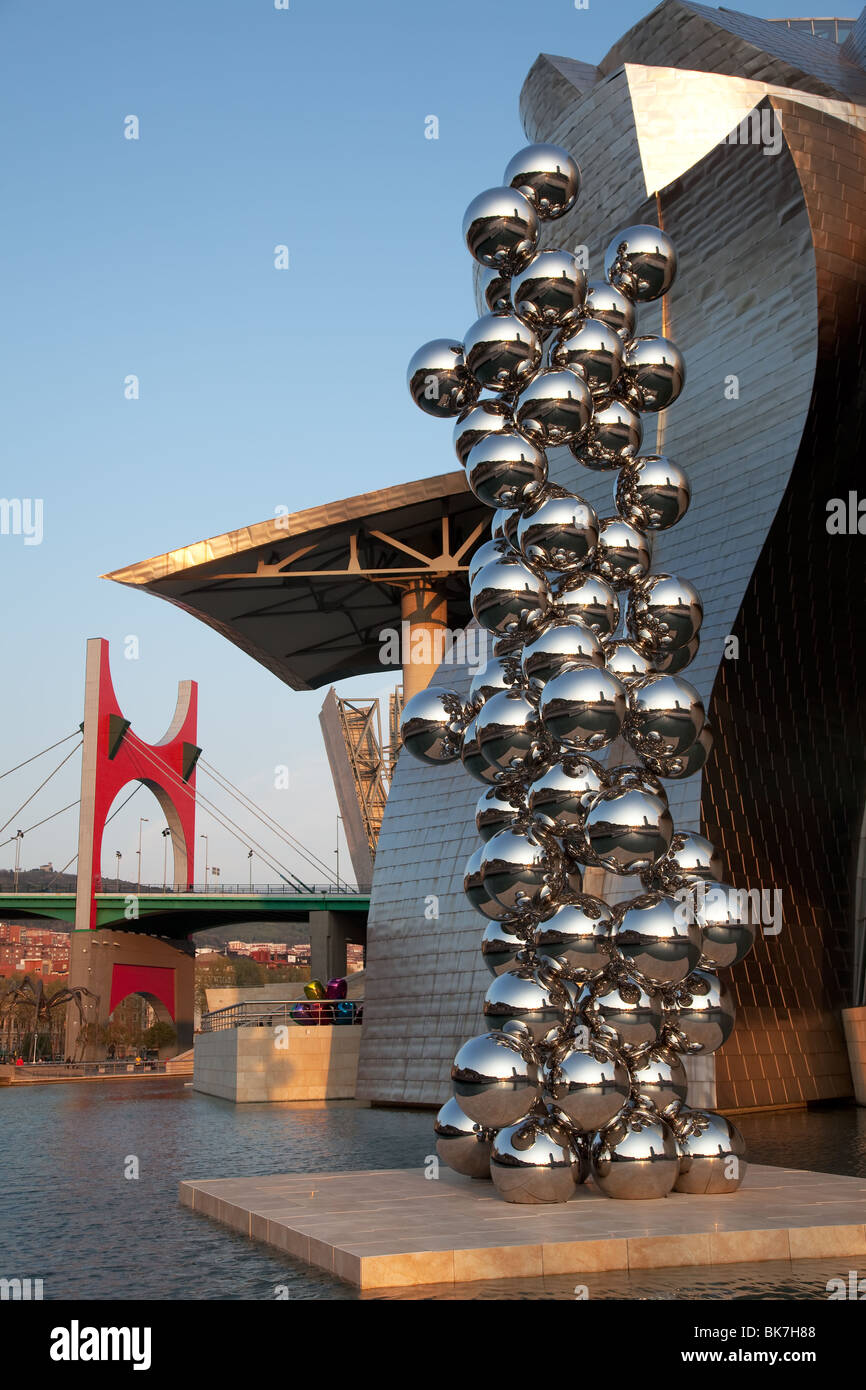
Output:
top-left (583, 279), bottom-right (636, 337)
top-left (464, 844), bottom-right (510, 920)
top-left (544, 1038), bottom-right (629, 1131)
top-left (693, 881), bottom-right (759, 968)
top-left (571, 397), bottom-right (643, 470)
top-left (603, 638), bottom-right (654, 686)
top-left (604, 224), bottom-right (677, 302)
top-left (467, 537), bottom-right (516, 587)
top-left (674, 1108), bottom-right (747, 1194)
top-left (511, 250), bottom-right (587, 335)
top-left (615, 455), bottom-right (691, 531)
top-left (609, 891), bottom-right (702, 985)
top-left (593, 517), bottom-right (653, 591)
top-left (491, 505), bottom-right (521, 546)
top-left (649, 635), bottom-right (700, 676)
top-left (464, 313), bottom-right (543, 394)
top-left (552, 319), bottom-right (624, 399)
top-left (581, 976), bottom-right (663, 1056)
top-left (463, 186), bottom-right (538, 271)
top-left (514, 368), bottom-right (591, 446)
top-left (400, 686), bottom-right (464, 764)
top-left (452, 1030), bottom-right (542, 1129)
top-left (606, 763), bottom-right (668, 799)
top-left (406, 338), bottom-right (479, 418)
top-left (527, 755), bottom-right (608, 838)
top-left (490, 1112), bottom-right (579, 1204)
top-left (453, 397), bottom-right (513, 465)
top-left (641, 722), bottom-right (713, 780)
top-left (628, 1044), bottom-right (689, 1117)
top-left (481, 915), bottom-right (531, 977)
top-left (434, 1096), bottom-right (493, 1179)
top-left (623, 335), bottom-right (686, 412)
top-left (627, 573), bottom-right (703, 651)
top-left (470, 555), bottom-right (550, 636)
top-left (467, 653), bottom-right (521, 709)
top-left (583, 788), bottom-right (674, 877)
top-left (625, 674), bottom-right (705, 759)
top-left (539, 665), bottom-right (627, 753)
top-left (665, 969), bottom-right (735, 1054)
top-left (641, 830), bottom-right (724, 892)
top-left (465, 427), bottom-right (547, 510)
top-left (590, 1103), bottom-right (679, 1199)
top-left (475, 689), bottom-right (541, 774)
top-left (533, 895), bottom-right (612, 979)
top-left (517, 492), bottom-right (598, 571)
top-left (521, 621), bottom-right (605, 689)
top-left (484, 965), bottom-right (570, 1044)
top-left (504, 142), bottom-right (580, 220)
top-left (480, 824), bottom-right (561, 914)
top-left (461, 715), bottom-right (499, 785)
top-left (479, 265), bottom-right (512, 315)
top-left (551, 572), bottom-right (619, 636)
top-left (476, 784), bottom-right (523, 842)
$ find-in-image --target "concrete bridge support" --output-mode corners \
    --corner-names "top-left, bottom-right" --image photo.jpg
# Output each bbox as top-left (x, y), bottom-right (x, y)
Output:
top-left (309, 910), bottom-right (366, 985)
top-left (66, 930), bottom-right (195, 1061)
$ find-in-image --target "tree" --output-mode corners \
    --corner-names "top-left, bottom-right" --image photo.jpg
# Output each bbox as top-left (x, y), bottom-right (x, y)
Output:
top-left (143, 1021), bottom-right (176, 1050)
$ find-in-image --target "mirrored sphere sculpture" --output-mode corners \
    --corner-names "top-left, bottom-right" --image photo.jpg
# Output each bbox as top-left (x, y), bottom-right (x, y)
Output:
top-left (452, 1030), bottom-right (542, 1128)
top-left (673, 1108), bottom-right (748, 1194)
top-left (511, 251), bottom-right (587, 335)
top-left (591, 1103), bottom-right (680, 1199)
top-left (490, 1112), bottom-right (579, 1203)
top-left (434, 1097), bottom-right (494, 1179)
top-left (604, 224), bottom-right (677, 302)
top-left (504, 143), bottom-right (580, 220)
top-left (463, 186), bottom-right (538, 271)
top-left (518, 492), bottom-right (599, 571)
top-left (544, 1039), bottom-right (629, 1130)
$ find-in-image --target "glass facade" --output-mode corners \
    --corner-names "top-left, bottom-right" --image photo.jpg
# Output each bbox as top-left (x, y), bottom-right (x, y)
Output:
top-left (768, 16), bottom-right (855, 41)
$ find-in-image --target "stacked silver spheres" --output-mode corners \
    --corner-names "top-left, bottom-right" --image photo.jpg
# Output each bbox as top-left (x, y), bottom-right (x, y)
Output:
top-left (403, 143), bottom-right (753, 1204)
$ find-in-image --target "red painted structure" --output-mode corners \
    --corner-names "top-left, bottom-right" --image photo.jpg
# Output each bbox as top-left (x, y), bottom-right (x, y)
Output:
top-left (109, 962), bottom-right (176, 1020)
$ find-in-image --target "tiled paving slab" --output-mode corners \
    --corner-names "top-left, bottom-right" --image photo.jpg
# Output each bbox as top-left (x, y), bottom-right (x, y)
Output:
top-left (178, 1165), bottom-right (866, 1289)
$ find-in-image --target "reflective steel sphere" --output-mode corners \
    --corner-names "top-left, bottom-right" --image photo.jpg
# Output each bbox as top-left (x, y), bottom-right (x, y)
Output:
top-left (583, 788), bottom-right (674, 876)
top-left (514, 368), bottom-right (592, 446)
top-left (484, 965), bottom-right (569, 1043)
top-left (470, 555), bottom-right (549, 636)
top-left (464, 313), bottom-right (543, 394)
top-left (623, 335), bottom-right (686, 412)
top-left (467, 654), bottom-right (521, 709)
top-left (693, 881), bottom-right (759, 969)
top-left (615, 455), bottom-right (691, 531)
top-left (480, 824), bottom-right (561, 913)
top-left (641, 830), bottom-right (724, 893)
top-left (465, 427), bottom-right (547, 509)
top-left (649, 635), bottom-right (700, 676)
top-left (628, 1045), bottom-right (689, 1117)
top-left (627, 573), bottom-right (703, 651)
top-left (434, 1097), bottom-right (493, 1179)
top-left (665, 969), bottom-right (735, 1054)
top-left (464, 844), bottom-right (509, 920)
top-left (504, 143), bottom-right (580, 220)
top-left (463, 186), bottom-right (538, 271)
top-left (481, 915), bottom-right (530, 977)
top-left (591, 1103), bottom-right (679, 1198)
top-left (475, 689), bottom-right (540, 774)
top-left (593, 517), bottom-right (653, 590)
top-left (674, 1108), bottom-right (747, 1194)
top-left (545, 1038), bottom-right (629, 1131)
top-left (551, 572), bottom-right (619, 636)
top-left (533, 895), bottom-right (612, 979)
top-left (453, 398), bottom-right (513, 465)
top-left (625, 674), bottom-right (705, 759)
top-left (479, 265), bottom-right (512, 315)
top-left (517, 493), bottom-right (599, 571)
top-left (609, 892), bottom-right (701, 985)
top-left (604, 225), bottom-right (677, 302)
top-left (452, 1030), bottom-right (542, 1129)
top-left (606, 763), bottom-right (668, 799)
top-left (527, 756), bottom-right (607, 838)
top-left (461, 715), bottom-right (499, 785)
top-left (641, 722), bottom-right (713, 780)
top-left (552, 319), bottom-right (624, 399)
top-left (521, 621), bottom-right (605, 689)
top-left (603, 638), bottom-right (653, 686)
top-left (491, 506), bottom-right (521, 546)
top-left (467, 537), bottom-right (515, 588)
top-left (400, 686), bottom-right (464, 764)
top-left (571, 397), bottom-right (643, 470)
top-left (539, 665), bottom-right (627, 752)
top-left (511, 250), bottom-right (586, 335)
top-left (583, 279), bottom-right (636, 337)
top-left (582, 975), bottom-right (663, 1056)
top-left (476, 784), bottom-right (523, 842)
top-left (407, 338), bottom-right (478, 417)
top-left (490, 1112), bottom-right (579, 1204)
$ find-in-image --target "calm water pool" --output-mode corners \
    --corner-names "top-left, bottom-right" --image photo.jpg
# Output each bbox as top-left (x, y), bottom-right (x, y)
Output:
top-left (0, 1080), bottom-right (863, 1300)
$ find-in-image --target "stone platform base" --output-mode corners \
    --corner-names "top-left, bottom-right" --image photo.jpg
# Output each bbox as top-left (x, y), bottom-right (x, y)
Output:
top-left (179, 1164), bottom-right (866, 1290)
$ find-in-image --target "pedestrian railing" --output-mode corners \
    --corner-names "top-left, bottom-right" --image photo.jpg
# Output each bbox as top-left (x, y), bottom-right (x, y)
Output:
top-left (199, 999), bottom-right (364, 1032)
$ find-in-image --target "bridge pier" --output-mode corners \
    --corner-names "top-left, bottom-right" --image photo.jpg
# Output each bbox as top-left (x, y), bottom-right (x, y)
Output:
top-left (66, 930), bottom-right (195, 1061)
top-left (309, 910), bottom-right (366, 985)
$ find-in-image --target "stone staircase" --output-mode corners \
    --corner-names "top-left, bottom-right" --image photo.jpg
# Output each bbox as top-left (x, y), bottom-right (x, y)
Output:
top-left (165, 1049), bottom-right (194, 1076)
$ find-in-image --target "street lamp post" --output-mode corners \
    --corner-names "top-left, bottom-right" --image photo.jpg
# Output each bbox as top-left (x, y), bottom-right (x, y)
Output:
top-left (335, 815), bottom-right (342, 892)
top-left (248, 849), bottom-right (253, 891)
top-left (115, 850), bottom-right (122, 891)
top-left (200, 834), bottom-right (209, 892)
top-left (13, 830), bottom-right (24, 893)
top-left (137, 818), bottom-right (149, 894)
top-left (161, 827), bottom-right (171, 892)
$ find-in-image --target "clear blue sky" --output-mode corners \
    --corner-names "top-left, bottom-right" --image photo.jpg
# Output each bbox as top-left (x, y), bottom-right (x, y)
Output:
top-left (0, 0), bottom-right (803, 886)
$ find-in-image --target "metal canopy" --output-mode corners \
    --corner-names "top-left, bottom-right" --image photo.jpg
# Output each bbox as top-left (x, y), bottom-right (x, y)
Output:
top-left (105, 473), bottom-right (486, 692)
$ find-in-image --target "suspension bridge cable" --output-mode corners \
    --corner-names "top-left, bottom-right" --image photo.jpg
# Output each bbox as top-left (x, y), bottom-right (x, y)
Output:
top-left (0, 799), bottom-right (80, 851)
top-left (198, 756), bottom-right (340, 882)
top-left (0, 741), bottom-right (83, 838)
top-left (124, 742), bottom-right (318, 890)
top-left (0, 730), bottom-right (80, 783)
